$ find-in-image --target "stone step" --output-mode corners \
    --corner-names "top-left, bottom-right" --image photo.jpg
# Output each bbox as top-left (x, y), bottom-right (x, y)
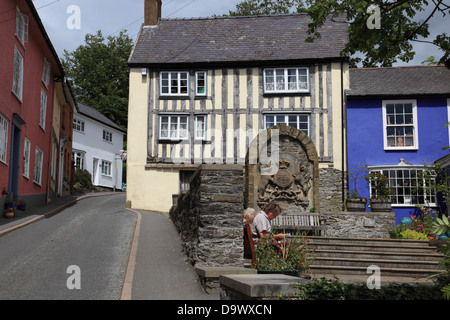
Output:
top-left (313, 249), bottom-right (444, 262)
top-left (309, 265), bottom-right (441, 278)
top-left (307, 236), bottom-right (434, 247)
top-left (305, 236), bottom-right (444, 279)
top-left (308, 243), bottom-right (437, 254)
top-left (312, 256), bottom-right (440, 270)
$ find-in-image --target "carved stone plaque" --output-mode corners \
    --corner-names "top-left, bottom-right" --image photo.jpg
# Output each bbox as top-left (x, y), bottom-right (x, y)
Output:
top-left (246, 124), bottom-right (319, 213)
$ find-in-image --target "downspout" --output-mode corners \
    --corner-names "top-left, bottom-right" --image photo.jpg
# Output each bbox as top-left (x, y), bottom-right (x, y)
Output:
top-left (341, 61), bottom-right (346, 211)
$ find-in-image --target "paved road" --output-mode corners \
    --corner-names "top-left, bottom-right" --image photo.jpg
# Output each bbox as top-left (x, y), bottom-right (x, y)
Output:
top-left (0, 194), bottom-right (136, 300)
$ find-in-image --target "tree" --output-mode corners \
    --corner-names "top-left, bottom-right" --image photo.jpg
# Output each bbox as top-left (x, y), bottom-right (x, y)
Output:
top-left (227, 0), bottom-right (450, 67)
top-left (62, 30), bottom-right (133, 131)
top-left (227, 0), bottom-right (303, 15)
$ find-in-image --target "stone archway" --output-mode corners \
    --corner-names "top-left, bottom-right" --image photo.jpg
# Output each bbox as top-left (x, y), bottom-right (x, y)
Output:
top-left (245, 123), bottom-right (319, 213)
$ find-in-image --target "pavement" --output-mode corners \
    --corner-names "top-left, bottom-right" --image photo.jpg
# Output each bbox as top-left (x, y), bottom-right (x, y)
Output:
top-left (0, 192), bottom-right (219, 300)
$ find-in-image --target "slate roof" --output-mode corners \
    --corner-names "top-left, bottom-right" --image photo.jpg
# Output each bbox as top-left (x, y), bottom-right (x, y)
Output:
top-left (76, 103), bottom-right (125, 133)
top-left (347, 66), bottom-right (450, 98)
top-left (128, 14), bottom-right (348, 66)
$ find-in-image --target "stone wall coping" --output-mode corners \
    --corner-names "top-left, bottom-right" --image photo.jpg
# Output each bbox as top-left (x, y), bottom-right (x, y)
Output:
top-left (195, 266), bottom-right (257, 278)
top-left (200, 164), bottom-right (245, 171)
top-left (220, 274), bottom-right (309, 298)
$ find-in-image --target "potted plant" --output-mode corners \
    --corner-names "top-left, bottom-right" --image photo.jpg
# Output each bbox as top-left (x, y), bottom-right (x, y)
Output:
top-left (254, 232), bottom-right (315, 277)
top-left (365, 171), bottom-right (392, 212)
top-left (346, 163), bottom-right (368, 212)
top-left (16, 200), bottom-right (26, 211)
top-left (4, 200), bottom-right (15, 218)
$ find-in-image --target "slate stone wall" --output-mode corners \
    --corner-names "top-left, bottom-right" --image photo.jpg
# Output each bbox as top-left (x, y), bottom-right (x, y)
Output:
top-left (322, 211), bottom-right (396, 238)
top-left (170, 165), bottom-right (245, 267)
top-left (319, 167), bottom-right (345, 212)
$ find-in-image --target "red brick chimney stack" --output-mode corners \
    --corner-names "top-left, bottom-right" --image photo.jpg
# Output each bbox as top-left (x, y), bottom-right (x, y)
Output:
top-left (144, 0), bottom-right (162, 26)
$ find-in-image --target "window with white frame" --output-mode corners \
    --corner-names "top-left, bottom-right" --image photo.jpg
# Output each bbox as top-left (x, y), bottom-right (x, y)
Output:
top-left (0, 115), bottom-right (9, 163)
top-left (33, 147), bottom-right (43, 185)
top-left (160, 71), bottom-right (189, 96)
top-left (103, 130), bottom-right (112, 142)
top-left (369, 167), bottom-right (436, 206)
top-left (15, 7), bottom-right (29, 46)
top-left (12, 47), bottom-right (24, 101)
top-left (23, 138), bottom-right (30, 178)
top-left (159, 115), bottom-right (189, 140)
top-left (383, 100), bottom-right (418, 150)
top-left (264, 114), bottom-right (310, 136)
top-left (264, 67), bottom-right (309, 93)
top-left (40, 89), bottom-right (47, 129)
top-left (195, 115), bottom-right (207, 140)
top-left (195, 71), bottom-right (207, 96)
top-left (72, 150), bottom-right (85, 169)
top-left (101, 160), bottom-right (112, 176)
top-left (73, 118), bottom-right (85, 132)
top-left (42, 58), bottom-right (51, 88)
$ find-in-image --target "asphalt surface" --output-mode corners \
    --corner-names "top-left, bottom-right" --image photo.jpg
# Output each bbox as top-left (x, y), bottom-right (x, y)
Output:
top-left (0, 192), bottom-right (219, 300)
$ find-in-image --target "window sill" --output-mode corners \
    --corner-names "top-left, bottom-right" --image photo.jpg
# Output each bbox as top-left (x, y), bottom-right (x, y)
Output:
top-left (263, 92), bottom-right (310, 97)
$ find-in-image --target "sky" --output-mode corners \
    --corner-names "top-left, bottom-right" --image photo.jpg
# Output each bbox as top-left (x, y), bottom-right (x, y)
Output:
top-left (32, 0), bottom-right (449, 66)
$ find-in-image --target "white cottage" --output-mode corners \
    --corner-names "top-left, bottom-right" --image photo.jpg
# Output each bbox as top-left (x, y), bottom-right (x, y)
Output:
top-left (72, 103), bottom-right (126, 191)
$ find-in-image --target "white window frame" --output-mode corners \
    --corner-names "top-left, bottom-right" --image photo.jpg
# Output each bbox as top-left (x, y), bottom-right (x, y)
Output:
top-left (15, 7), bottom-right (29, 46)
top-left (33, 147), bottom-right (44, 185)
top-left (23, 138), bottom-right (30, 178)
top-left (101, 160), bottom-right (112, 176)
top-left (73, 118), bottom-right (85, 133)
top-left (12, 47), bottom-right (24, 101)
top-left (194, 115), bottom-right (207, 140)
top-left (160, 71), bottom-right (189, 96)
top-left (368, 166), bottom-right (437, 207)
top-left (195, 71), bottom-right (207, 97)
top-left (159, 115), bottom-right (189, 140)
top-left (42, 58), bottom-right (51, 88)
top-left (40, 89), bottom-right (47, 130)
top-left (0, 114), bottom-right (9, 164)
top-left (264, 113), bottom-right (310, 136)
top-left (103, 130), bottom-right (112, 143)
top-left (72, 150), bottom-right (86, 169)
top-left (263, 67), bottom-right (309, 94)
top-left (382, 100), bottom-right (418, 150)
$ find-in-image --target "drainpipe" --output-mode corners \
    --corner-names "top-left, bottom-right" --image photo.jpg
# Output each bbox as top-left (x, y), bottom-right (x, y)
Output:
top-left (341, 61), bottom-right (346, 211)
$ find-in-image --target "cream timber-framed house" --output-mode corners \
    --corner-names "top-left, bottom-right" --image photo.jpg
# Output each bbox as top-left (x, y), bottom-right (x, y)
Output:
top-left (127, 0), bottom-right (350, 212)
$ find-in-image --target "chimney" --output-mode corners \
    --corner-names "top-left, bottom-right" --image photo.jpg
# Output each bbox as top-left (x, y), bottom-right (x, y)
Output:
top-left (145, 0), bottom-right (162, 26)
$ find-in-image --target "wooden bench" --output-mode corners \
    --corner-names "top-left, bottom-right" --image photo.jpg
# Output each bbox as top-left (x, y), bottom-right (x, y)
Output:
top-left (272, 212), bottom-right (326, 236)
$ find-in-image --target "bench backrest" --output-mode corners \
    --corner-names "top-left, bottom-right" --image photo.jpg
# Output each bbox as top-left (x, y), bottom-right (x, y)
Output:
top-left (272, 213), bottom-right (323, 227)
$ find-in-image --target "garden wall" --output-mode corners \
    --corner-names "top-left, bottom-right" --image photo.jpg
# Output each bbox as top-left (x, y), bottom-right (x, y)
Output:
top-left (322, 211), bottom-right (396, 238)
top-left (169, 165), bottom-right (245, 267)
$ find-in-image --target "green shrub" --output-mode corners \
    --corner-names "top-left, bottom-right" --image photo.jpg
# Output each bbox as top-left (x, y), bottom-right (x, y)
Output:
top-left (73, 169), bottom-right (95, 192)
top-left (291, 277), bottom-right (444, 300)
top-left (400, 229), bottom-right (429, 240)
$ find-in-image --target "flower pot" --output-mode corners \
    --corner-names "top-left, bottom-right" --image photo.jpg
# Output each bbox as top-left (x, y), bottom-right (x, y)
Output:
top-left (370, 199), bottom-right (392, 212)
top-left (4, 210), bottom-right (14, 218)
top-left (346, 197), bottom-right (367, 212)
top-left (17, 205), bottom-right (26, 211)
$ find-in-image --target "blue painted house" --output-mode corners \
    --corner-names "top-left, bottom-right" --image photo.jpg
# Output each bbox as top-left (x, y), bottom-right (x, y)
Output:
top-left (346, 65), bottom-right (450, 223)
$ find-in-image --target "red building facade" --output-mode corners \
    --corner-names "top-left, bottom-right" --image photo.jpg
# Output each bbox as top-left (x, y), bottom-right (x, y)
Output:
top-left (0, 0), bottom-right (71, 208)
